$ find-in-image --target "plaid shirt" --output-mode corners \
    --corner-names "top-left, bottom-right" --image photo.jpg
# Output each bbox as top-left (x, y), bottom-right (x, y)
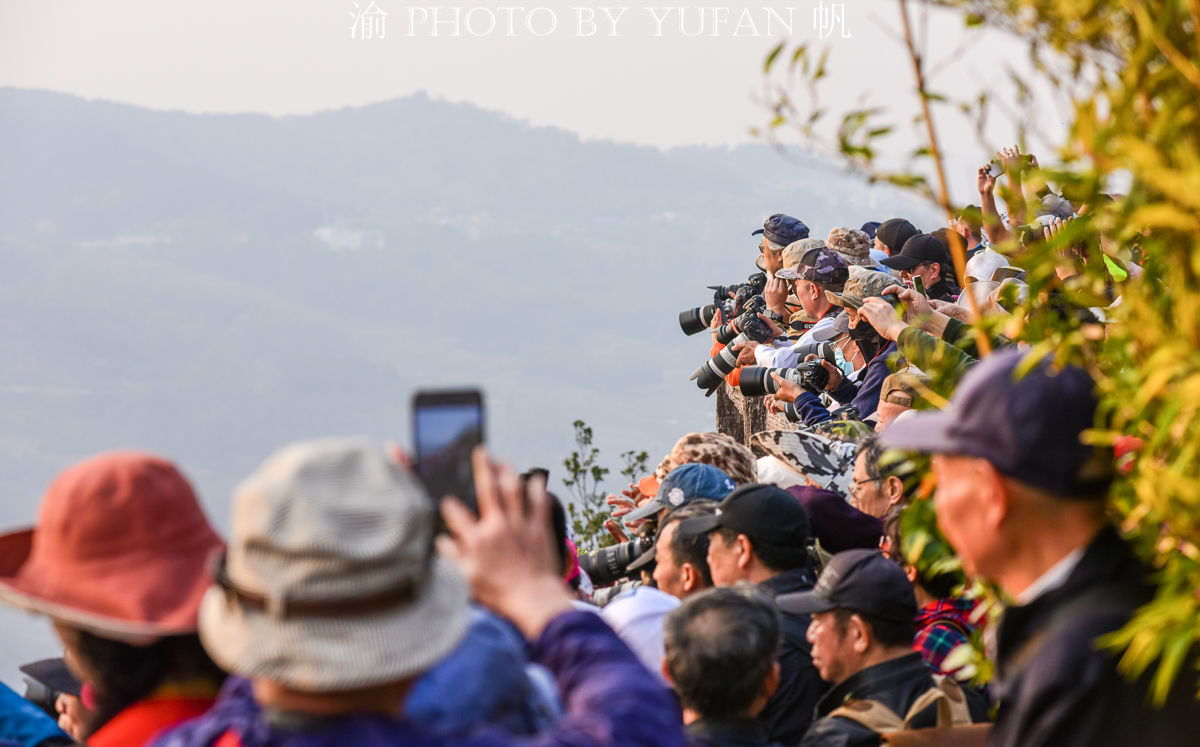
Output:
top-left (913, 597), bottom-right (976, 676)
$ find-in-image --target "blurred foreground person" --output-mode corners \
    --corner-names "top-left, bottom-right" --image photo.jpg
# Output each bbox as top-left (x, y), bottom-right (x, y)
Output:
top-left (883, 350), bottom-right (1200, 746)
top-left (0, 453), bottom-right (226, 746)
top-left (662, 587), bottom-right (786, 747)
top-left (155, 439), bottom-right (683, 747)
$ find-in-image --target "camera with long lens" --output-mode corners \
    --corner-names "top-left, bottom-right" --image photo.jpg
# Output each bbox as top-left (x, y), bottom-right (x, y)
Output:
top-left (738, 360), bottom-right (829, 398)
top-left (678, 303), bottom-right (721, 335)
top-left (714, 296), bottom-right (768, 345)
top-left (578, 536), bottom-right (653, 588)
top-left (690, 315), bottom-right (774, 396)
top-left (678, 273), bottom-right (767, 337)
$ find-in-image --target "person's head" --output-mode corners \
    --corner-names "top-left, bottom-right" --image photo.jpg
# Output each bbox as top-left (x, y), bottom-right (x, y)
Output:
top-left (881, 234), bottom-right (955, 289)
top-left (777, 246), bottom-right (849, 319)
top-left (653, 501), bottom-right (719, 600)
top-left (826, 227), bottom-right (876, 267)
top-left (825, 266), bottom-right (895, 359)
top-left (778, 549), bottom-right (917, 685)
top-left (751, 428), bottom-right (859, 502)
top-left (625, 463), bottom-right (735, 525)
top-left (662, 586), bottom-right (782, 721)
top-left (873, 218), bottom-right (920, 257)
top-left (199, 438), bottom-right (470, 707)
top-left (679, 484), bottom-right (812, 586)
top-left (850, 436), bottom-right (910, 519)
top-left (881, 511), bottom-right (963, 602)
top-left (953, 205), bottom-right (984, 244)
top-left (875, 371), bottom-right (929, 433)
top-left (0, 453), bottom-right (226, 737)
top-left (881, 350), bottom-right (1114, 596)
top-left (655, 432), bottom-right (757, 486)
top-left (753, 214), bottom-right (810, 274)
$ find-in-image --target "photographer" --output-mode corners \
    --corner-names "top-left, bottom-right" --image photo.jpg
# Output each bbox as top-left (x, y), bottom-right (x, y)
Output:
top-left (737, 246), bottom-right (851, 368)
top-left (766, 267), bottom-right (898, 427)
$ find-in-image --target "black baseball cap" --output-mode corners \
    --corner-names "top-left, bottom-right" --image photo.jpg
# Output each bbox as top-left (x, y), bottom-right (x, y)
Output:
top-left (873, 218), bottom-right (920, 255)
top-left (678, 484), bottom-right (810, 548)
top-left (776, 549), bottom-right (916, 623)
top-left (880, 234), bottom-right (952, 272)
top-left (881, 349), bottom-right (1114, 498)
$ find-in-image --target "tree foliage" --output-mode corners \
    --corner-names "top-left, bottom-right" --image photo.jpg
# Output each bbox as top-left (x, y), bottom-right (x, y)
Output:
top-left (765, 0), bottom-right (1200, 701)
top-left (561, 419), bottom-right (649, 552)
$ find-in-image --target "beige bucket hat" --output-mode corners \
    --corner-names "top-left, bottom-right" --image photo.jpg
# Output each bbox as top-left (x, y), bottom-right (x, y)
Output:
top-left (199, 437), bottom-right (469, 693)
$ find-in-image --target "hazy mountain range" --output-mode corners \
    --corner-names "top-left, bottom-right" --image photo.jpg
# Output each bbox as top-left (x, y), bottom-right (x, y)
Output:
top-left (0, 86), bottom-right (938, 677)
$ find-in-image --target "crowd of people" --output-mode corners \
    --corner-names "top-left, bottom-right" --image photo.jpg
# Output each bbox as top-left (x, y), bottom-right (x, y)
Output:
top-left (0, 149), bottom-right (1196, 747)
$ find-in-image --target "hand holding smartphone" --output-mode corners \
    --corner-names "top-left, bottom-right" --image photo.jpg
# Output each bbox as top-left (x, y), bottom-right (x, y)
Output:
top-left (412, 389), bottom-right (484, 513)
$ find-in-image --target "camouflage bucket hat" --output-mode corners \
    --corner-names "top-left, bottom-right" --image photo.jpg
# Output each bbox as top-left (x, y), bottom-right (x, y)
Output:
top-left (750, 430), bottom-right (858, 500)
top-left (655, 432), bottom-right (757, 486)
top-left (825, 265), bottom-right (895, 310)
top-left (826, 227), bottom-right (874, 265)
top-left (779, 238), bottom-right (827, 274)
top-left (778, 246), bottom-right (849, 288)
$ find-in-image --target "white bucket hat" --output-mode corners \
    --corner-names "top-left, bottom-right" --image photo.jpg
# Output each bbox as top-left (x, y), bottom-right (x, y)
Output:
top-left (199, 437), bottom-right (469, 693)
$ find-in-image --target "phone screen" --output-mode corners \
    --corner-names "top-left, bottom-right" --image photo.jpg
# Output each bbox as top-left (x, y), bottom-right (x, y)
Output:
top-left (413, 389), bottom-right (484, 512)
top-left (913, 275), bottom-right (927, 297)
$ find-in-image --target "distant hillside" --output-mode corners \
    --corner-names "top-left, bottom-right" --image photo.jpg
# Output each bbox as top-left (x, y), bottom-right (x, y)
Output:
top-left (0, 86), bottom-right (940, 517)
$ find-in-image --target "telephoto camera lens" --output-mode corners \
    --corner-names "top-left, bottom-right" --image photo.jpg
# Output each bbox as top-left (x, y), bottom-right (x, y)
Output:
top-left (678, 304), bottom-right (720, 336)
top-left (791, 341), bottom-right (835, 364)
top-left (739, 367), bottom-right (803, 397)
top-left (690, 327), bottom-right (771, 396)
top-left (578, 537), bottom-right (652, 588)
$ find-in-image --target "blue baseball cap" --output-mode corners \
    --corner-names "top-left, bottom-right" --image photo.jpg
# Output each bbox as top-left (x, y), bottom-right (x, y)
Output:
top-left (752, 213), bottom-right (810, 247)
top-left (881, 349), bottom-right (1114, 498)
top-left (624, 463), bottom-right (735, 523)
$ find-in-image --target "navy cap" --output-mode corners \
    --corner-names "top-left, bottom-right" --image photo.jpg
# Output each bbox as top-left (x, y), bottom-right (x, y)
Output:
top-left (777, 549), bottom-right (916, 623)
top-left (880, 234), bottom-right (952, 272)
top-left (752, 213), bottom-right (810, 247)
top-left (624, 463), bottom-right (735, 523)
top-left (874, 218), bottom-right (920, 256)
top-left (881, 349), bottom-right (1114, 498)
top-left (678, 483), bottom-right (810, 548)
top-left (860, 221), bottom-right (882, 240)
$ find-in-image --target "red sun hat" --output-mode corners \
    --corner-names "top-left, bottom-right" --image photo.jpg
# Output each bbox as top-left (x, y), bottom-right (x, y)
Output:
top-left (0, 452), bottom-right (224, 644)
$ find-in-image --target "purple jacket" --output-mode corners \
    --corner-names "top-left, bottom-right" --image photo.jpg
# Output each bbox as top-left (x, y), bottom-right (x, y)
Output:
top-left (152, 611), bottom-right (684, 747)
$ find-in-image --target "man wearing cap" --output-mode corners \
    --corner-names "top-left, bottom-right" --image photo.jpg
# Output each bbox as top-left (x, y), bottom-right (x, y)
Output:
top-left (752, 213), bottom-right (810, 277)
top-left (649, 500), bottom-right (720, 601)
top-left (740, 246), bottom-right (851, 369)
top-left (680, 484), bottom-right (827, 745)
top-left (874, 371), bottom-right (928, 432)
top-left (873, 218), bottom-right (920, 259)
top-left (881, 350), bottom-right (1200, 746)
top-left (156, 441), bottom-right (684, 747)
top-left (768, 266), bottom-right (899, 426)
top-left (880, 234), bottom-right (961, 302)
top-left (779, 550), bottom-right (979, 745)
top-left (602, 464), bottom-right (736, 676)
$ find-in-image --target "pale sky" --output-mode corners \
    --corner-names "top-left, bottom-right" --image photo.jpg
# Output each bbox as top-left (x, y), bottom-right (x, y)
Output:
top-left (1, 1), bottom-right (1065, 202)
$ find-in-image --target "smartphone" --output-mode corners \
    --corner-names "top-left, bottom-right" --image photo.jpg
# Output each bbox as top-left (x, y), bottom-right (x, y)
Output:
top-left (412, 389), bottom-right (484, 512)
top-left (912, 275), bottom-right (927, 297)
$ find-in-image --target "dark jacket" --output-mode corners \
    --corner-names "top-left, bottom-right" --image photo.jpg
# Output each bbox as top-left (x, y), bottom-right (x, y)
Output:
top-left (151, 611), bottom-right (684, 747)
top-left (990, 526), bottom-right (1200, 747)
top-left (757, 569), bottom-right (829, 745)
top-left (685, 716), bottom-right (785, 747)
top-left (793, 342), bottom-right (898, 426)
top-left (799, 652), bottom-right (943, 747)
